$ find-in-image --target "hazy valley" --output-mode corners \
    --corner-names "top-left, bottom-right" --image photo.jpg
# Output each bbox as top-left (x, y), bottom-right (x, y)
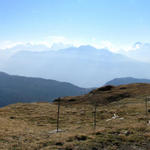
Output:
top-left (1, 45), bottom-right (150, 87)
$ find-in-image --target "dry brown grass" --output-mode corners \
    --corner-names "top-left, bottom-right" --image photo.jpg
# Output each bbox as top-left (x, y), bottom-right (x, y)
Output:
top-left (1, 84), bottom-right (150, 149)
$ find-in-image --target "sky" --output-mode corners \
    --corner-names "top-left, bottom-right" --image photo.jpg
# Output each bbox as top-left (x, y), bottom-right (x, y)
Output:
top-left (0, 0), bottom-right (150, 52)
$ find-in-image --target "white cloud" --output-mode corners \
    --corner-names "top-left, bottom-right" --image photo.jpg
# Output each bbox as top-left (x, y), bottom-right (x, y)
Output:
top-left (0, 36), bottom-right (145, 54)
top-left (88, 40), bottom-right (125, 53)
top-left (97, 41), bottom-right (116, 51)
top-left (1, 36), bottom-right (150, 63)
top-left (0, 36), bottom-right (81, 52)
top-left (0, 41), bottom-right (24, 49)
top-left (119, 42), bottom-right (150, 62)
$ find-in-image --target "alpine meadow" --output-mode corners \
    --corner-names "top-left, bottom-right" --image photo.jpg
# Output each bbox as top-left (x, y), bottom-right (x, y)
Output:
top-left (0, 0), bottom-right (150, 150)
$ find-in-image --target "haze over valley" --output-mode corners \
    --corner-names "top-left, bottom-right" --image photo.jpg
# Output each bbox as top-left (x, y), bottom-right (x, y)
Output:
top-left (1, 43), bottom-right (150, 87)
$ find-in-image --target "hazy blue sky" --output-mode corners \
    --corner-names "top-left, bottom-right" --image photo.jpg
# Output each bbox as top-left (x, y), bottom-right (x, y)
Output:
top-left (0, 0), bottom-right (150, 51)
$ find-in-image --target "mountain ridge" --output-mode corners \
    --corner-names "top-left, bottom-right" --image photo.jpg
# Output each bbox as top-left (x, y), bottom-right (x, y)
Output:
top-left (0, 71), bottom-right (91, 107)
top-left (105, 77), bottom-right (150, 86)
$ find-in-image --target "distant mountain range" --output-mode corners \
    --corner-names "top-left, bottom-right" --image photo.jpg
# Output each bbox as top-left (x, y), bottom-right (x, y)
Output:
top-left (1, 45), bottom-right (150, 87)
top-left (0, 72), bottom-right (90, 107)
top-left (1, 70), bottom-right (150, 107)
top-left (105, 77), bottom-right (150, 86)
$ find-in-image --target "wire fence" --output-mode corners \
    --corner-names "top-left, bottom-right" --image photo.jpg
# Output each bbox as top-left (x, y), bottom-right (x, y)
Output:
top-left (54, 96), bottom-right (150, 134)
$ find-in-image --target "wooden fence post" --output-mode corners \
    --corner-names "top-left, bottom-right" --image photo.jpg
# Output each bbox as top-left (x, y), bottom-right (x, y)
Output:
top-left (57, 98), bottom-right (61, 132)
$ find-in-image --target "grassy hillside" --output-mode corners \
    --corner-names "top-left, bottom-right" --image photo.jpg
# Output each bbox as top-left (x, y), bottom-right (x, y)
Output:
top-left (57, 83), bottom-right (150, 105)
top-left (0, 83), bottom-right (150, 149)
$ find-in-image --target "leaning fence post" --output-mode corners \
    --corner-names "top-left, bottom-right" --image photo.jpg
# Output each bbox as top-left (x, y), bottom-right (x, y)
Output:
top-left (57, 97), bottom-right (61, 133)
